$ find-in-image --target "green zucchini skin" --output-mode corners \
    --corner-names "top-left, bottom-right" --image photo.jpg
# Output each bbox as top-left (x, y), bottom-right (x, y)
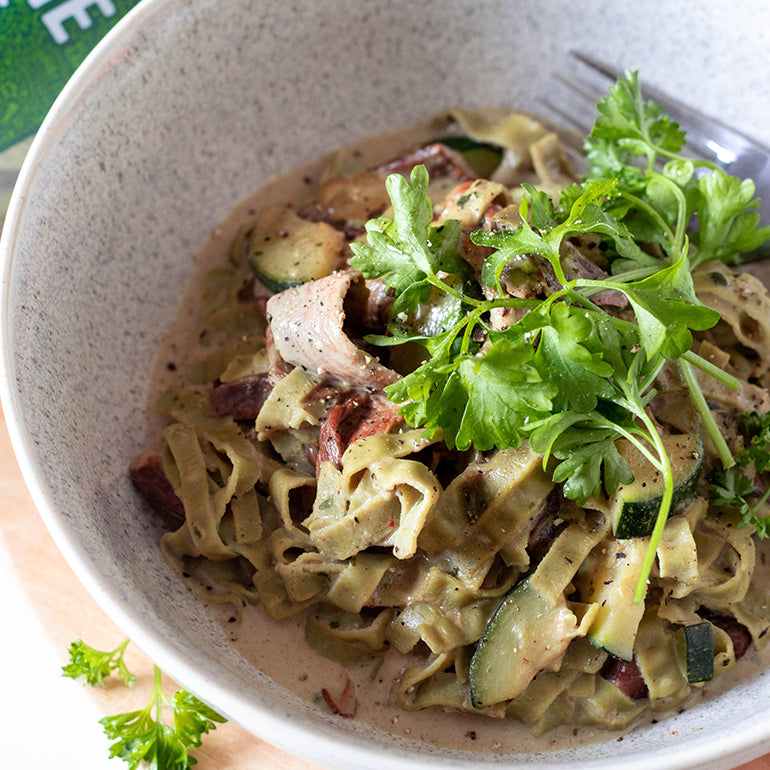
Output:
top-left (468, 578), bottom-right (579, 708)
top-left (611, 434), bottom-right (704, 539)
top-left (676, 622), bottom-right (714, 683)
top-left (434, 136), bottom-right (504, 178)
top-left (251, 271), bottom-right (303, 295)
top-left (247, 205), bottom-right (346, 293)
top-left (469, 516), bottom-right (608, 708)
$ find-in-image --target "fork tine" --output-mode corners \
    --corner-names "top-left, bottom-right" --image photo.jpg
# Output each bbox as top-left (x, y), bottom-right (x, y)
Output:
top-left (537, 71), bottom-right (607, 138)
top-left (568, 50), bottom-right (715, 149)
top-left (538, 97), bottom-right (585, 133)
top-left (533, 96), bottom-right (588, 173)
top-left (553, 71), bottom-right (606, 108)
top-left (540, 74), bottom-right (603, 130)
top-left (569, 51), bottom-right (626, 83)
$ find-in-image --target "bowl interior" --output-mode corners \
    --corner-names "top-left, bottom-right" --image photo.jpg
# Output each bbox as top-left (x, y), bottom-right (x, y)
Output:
top-left (3, 1), bottom-right (770, 767)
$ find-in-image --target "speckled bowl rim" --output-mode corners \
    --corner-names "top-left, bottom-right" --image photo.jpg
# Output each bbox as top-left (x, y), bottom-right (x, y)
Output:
top-left (1, 2), bottom-right (770, 769)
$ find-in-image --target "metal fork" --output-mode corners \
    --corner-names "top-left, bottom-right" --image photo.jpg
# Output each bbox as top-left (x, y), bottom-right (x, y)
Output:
top-left (541, 50), bottom-right (770, 261)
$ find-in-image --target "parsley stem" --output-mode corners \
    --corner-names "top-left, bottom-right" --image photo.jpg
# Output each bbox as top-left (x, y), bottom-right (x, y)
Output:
top-left (152, 664), bottom-right (166, 724)
top-left (648, 142), bottom-right (721, 173)
top-left (608, 266), bottom-right (659, 283)
top-left (563, 287), bottom-right (603, 313)
top-left (427, 275), bottom-right (482, 307)
top-left (106, 637), bottom-right (131, 664)
top-left (679, 358), bottom-right (736, 468)
top-left (428, 274), bottom-right (538, 312)
top-left (610, 424), bottom-right (665, 473)
top-left (618, 191), bottom-right (676, 251)
top-left (751, 485), bottom-right (770, 517)
top-left (637, 355), bottom-right (666, 396)
top-left (648, 172), bottom-right (688, 257)
top-left (690, 158), bottom-right (722, 173)
top-left (632, 414), bottom-right (674, 604)
top-left (638, 137), bottom-right (719, 172)
top-left (681, 350), bottom-right (741, 390)
top-left (460, 309), bottom-right (481, 354)
top-left (490, 297), bottom-right (541, 309)
top-left (591, 370), bottom-right (667, 470)
top-left (154, 663), bottom-right (163, 702)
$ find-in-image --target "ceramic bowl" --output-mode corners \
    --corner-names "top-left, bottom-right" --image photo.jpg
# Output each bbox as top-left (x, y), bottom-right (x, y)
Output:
top-left (2, 1), bottom-right (770, 767)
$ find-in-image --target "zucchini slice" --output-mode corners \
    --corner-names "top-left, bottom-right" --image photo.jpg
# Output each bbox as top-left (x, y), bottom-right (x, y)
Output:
top-left (435, 136), bottom-right (504, 178)
top-left (582, 538), bottom-right (647, 661)
top-left (610, 434), bottom-right (703, 539)
top-left (675, 622), bottom-right (714, 683)
top-left (469, 578), bottom-right (581, 708)
top-left (247, 205), bottom-right (346, 293)
top-left (469, 516), bottom-right (606, 708)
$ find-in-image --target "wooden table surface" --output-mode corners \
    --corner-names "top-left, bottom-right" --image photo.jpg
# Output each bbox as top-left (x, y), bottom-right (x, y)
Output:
top-left (1, 143), bottom-right (769, 770)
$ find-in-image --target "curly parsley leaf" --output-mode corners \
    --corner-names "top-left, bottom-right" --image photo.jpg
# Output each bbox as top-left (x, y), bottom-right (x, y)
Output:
top-left (526, 303), bottom-right (614, 412)
top-left (101, 707), bottom-right (186, 770)
top-left (529, 414), bottom-right (635, 503)
top-left (388, 333), bottom-right (554, 451)
top-left (584, 138), bottom-right (646, 193)
top-left (62, 638), bottom-right (135, 688)
top-left (350, 213), bottom-right (422, 295)
top-left (451, 339), bottom-right (554, 450)
top-left (740, 411), bottom-right (770, 472)
top-left (526, 184), bottom-right (558, 230)
top-left (552, 427), bottom-right (635, 504)
top-left (712, 467), bottom-right (755, 508)
top-left (476, 180), bottom-right (655, 287)
top-left (171, 691), bottom-right (227, 752)
top-left (385, 355), bottom-right (453, 430)
top-left (712, 467), bottom-right (770, 537)
top-left (474, 180), bottom-right (630, 286)
top-left (100, 667), bottom-right (225, 770)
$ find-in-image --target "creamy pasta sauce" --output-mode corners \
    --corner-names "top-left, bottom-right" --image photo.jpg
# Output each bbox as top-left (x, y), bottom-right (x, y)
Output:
top-left (144, 117), bottom-right (770, 754)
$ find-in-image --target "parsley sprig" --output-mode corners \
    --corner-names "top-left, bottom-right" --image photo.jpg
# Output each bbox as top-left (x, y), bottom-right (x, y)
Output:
top-left (712, 412), bottom-right (770, 536)
top-left (63, 637), bottom-right (135, 687)
top-left (63, 638), bottom-right (225, 770)
top-left (351, 71), bottom-right (769, 602)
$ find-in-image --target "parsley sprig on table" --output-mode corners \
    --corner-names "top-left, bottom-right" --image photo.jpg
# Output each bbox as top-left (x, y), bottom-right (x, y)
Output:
top-left (350, 71), bottom-right (769, 602)
top-left (63, 638), bottom-right (225, 770)
top-left (64, 637), bottom-right (136, 687)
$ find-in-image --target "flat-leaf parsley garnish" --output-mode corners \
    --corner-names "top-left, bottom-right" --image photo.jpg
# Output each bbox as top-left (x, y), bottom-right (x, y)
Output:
top-left (350, 71), bottom-right (769, 602)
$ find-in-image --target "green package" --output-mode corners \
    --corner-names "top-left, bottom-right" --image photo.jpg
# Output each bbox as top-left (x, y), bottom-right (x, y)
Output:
top-left (0, 0), bottom-right (141, 153)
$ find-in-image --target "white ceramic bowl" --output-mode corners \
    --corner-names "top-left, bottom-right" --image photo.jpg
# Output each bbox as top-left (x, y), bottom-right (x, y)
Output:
top-left (2, 1), bottom-right (770, 768)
